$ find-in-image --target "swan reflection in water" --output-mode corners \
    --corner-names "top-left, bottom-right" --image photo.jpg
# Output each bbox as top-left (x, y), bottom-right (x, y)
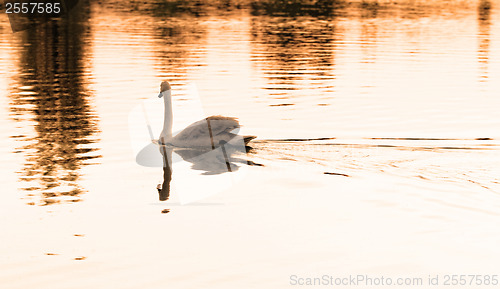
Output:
top-left (156, 142), bottom-right (260, 201)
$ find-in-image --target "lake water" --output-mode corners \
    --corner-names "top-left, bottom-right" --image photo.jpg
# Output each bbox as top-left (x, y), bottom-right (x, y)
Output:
top-left (1, 0), bottom-right (500, 288)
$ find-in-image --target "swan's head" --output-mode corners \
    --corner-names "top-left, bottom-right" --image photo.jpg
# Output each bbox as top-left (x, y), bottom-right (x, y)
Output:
top-left (158, 81), bottom-right (171, 98)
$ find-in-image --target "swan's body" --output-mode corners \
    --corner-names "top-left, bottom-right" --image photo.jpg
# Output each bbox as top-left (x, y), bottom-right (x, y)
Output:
top-left (158, 82), bottom-right (255, 148)
top-left (164, 115), bottom-right (252, 147)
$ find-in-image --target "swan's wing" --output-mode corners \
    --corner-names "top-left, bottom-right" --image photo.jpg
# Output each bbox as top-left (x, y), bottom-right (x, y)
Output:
top-left (207, 116), bottom-right (240, 135)
top-left (173, 116), bottom-right (240, 142)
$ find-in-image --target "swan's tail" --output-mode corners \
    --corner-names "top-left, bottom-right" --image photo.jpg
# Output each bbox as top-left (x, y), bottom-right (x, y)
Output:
top-left (243, 135), bottom-right (257, 145)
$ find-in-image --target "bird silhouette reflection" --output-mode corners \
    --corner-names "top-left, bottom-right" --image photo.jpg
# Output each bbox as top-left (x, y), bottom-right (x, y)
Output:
top-left (157, 142), bottom-right (259, 201)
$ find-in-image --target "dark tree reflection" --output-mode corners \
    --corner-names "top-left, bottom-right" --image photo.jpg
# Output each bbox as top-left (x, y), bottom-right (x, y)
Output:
top-left (477, 0), bottom-right (491, 83)
top-left (150, 17), bottom-right (207, 80)
top-left (250, 17), bottom-right (337, 99)
top-left (250, 0), bottom-right (344, 17)
top-left (9, 2), bottom-right (101, 206)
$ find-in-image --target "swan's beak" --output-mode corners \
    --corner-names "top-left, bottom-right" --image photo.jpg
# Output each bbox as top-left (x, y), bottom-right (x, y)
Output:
top-left (158, 92), bottom-right (163, 98)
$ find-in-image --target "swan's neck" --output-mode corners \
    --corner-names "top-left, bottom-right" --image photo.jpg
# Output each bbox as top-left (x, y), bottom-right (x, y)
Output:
top-left (160, 90), bottom-right (173, 143)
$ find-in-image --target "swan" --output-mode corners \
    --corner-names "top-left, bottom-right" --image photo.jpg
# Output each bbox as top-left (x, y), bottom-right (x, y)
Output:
top-left (157, 81), bottom-right (256, 148)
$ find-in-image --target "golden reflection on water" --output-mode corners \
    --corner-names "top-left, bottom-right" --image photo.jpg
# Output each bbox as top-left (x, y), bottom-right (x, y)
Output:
top-left (6, 3), bottom-right (101, 205)
top-left (0, 1), bottom-right (500, 287)
top-left (0, 0), bottom-right (499, 207)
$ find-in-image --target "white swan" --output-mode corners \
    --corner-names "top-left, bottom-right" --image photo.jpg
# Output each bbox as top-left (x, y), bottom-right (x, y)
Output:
top-left (157, 81), bottom-right (256, 148)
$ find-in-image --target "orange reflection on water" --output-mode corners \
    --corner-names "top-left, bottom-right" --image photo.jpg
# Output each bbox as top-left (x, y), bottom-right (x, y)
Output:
top-left (4, 4), bottom-right (100, 206)
top-left (0, 0), bottom-right (499, 205)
